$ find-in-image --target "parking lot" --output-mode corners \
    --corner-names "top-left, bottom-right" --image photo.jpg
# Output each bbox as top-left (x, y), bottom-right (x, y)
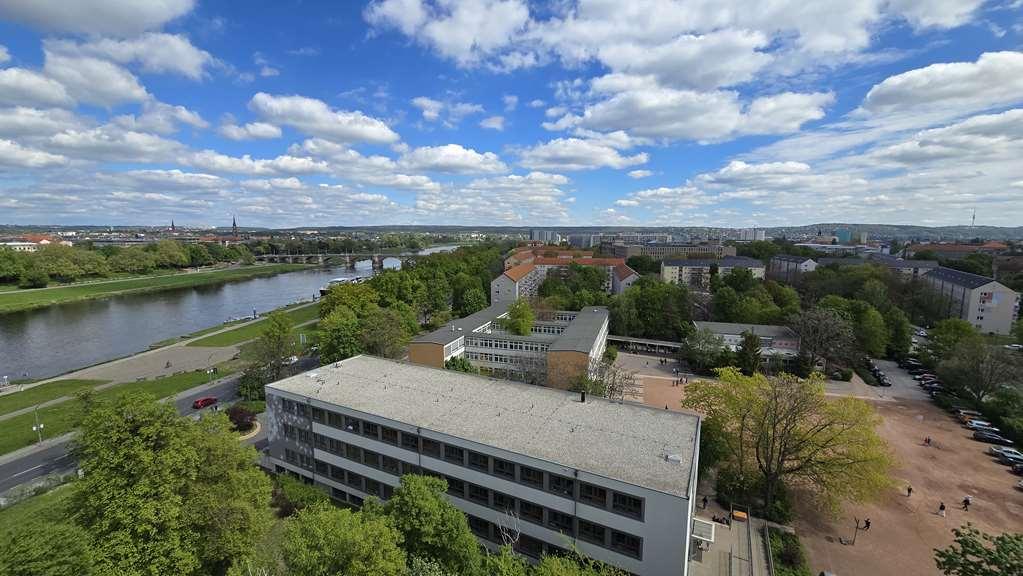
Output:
top-left (797, 359), bottom-right (1023, 576)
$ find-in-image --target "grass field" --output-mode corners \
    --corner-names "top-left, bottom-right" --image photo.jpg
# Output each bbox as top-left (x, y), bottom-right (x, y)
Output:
top-left (0, 264), bottom-right (309, 314)
top-left (0, 379), bottom-right (108, 417)
top-left (188, 302), bottom-right (320, 347)
top-left (0, 482), bottom-right (74, 526)
top-left (0, 368), bottom-right (238, 455)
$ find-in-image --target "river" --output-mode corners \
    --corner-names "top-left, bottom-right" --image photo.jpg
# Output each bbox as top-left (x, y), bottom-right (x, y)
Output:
top-left (0, 246), bottom-right (460, 380)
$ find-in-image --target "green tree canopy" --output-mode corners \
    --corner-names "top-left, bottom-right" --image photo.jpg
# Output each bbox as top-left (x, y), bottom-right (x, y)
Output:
top-left (251, 310), bottom-right (297, 381)
top-left (359, 305), bottom-right (413, 358)
top-left (934, 523), bottom-right (1023, 576)
top-left (502, 298), bottom-right (535, 336)
top-left (0, 520), bottom-right (94, 576)
top-left (922, 319), bottom-right (980, 367)
top-left (319, 282), bottom-right (380, 319)
top-left (318, 305), bottom-right (363, 364)
top-left (937, 339), bottom-right (1020, 405)
top-left (736, 331), bottom-right (762, 376)
top-left (282, 504), bottom-right (406, 576)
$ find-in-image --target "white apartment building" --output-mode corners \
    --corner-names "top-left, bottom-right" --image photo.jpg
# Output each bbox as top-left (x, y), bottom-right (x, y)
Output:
top-left (1, 242), bottom-right (38, 252)
top-left (766, 255), bottom-right (817, 284)
top-left (921, 267), bottom-right (1020, 335)
top-left (660, 257), bottom-right (765, 289)
top-left (265, 356), bottom-right (701, 576)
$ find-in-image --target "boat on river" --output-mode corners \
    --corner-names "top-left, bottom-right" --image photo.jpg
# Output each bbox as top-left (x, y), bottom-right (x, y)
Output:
top-left (319, 275), bottom-right (369, 295)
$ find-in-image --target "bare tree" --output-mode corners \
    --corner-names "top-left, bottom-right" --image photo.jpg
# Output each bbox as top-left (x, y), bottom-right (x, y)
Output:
top-left (938, 340), bottom-right (1021, 405)
top-left (574, 357), bottom-right (640, 402)
top-left (789, 308), bottom-right (856, 371)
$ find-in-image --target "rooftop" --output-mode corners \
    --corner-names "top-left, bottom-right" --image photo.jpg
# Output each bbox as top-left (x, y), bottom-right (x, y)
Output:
top-left (503, 262), bottom-right (537, 281)
top-left (662, 256), bottom-right (765, 268)
top-left (694, 321), bottom-right (798, 339)
top-left (548, 306), bottom-right (609, 353)
top-left (771, 254), bottom-right (815, 263)
top-left (268, 355), bottom-right (700, 498)
top-left (925, 266), bottom-right (1001, 290)
top-left (412, 302), bottom-right (511, 346)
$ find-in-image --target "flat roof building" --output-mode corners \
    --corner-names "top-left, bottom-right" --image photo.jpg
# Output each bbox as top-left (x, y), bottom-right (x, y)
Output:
top-left (767, 255), bottom-right (817, 284)
top-left (612, 243), bottom-right (736, 260)
top-left (661, 257), bottom-right (765, 290)
top-left (265, 356), bottom-right (701, 576)
top-left (921, 267), bottom-right (1020, 335)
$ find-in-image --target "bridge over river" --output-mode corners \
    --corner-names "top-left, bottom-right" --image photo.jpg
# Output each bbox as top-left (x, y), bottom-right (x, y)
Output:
top-left (254, 252), bottom-right (424, 269)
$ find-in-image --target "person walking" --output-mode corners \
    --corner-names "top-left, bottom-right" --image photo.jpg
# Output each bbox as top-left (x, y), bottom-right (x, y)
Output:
top-left (863, 518), bottom-right (871, 531)
top-left (939, 502), bottom-right (946, 517)
top-left (962, 496), bottom-right (971, 511)
top-left (907, 485), bottom-right (913, 497)
top-left (702, 496), bottom-right (709, 509)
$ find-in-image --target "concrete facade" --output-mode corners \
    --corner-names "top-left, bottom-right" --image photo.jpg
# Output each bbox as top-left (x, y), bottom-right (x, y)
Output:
top-left (264, 356), bottom-right (701, 576)
top-left (766, 255), bottom-right (817, 284)
top-left (612, 243), bottom-right (736, 260)
top-left (921, 267), bottom-right (1020, 335)
top-left (660, 257), bottom-right (766, 289)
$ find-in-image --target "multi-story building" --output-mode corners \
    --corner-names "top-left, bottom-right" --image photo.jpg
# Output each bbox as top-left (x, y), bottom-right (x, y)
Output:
top-left (815, 255), bottom-right (939, 278)
top-left (767, 255), bottom-right (817, 284)
top-left (530, 230), bottom-right (563, 244)
top-left (920, 267), bottom-right (1020, 335)
top-left (660, 257), bottom-right (765, 289)
top-left (495, 250), bottom-right (639, 302)
top-left (264, 356), bottom-right (701, 576)
top-left (737, 228), bottom-right (766, 242)
top-left (0, 241), bottom-right (38, 252)
top-left (492, 263), bottom-right (547, 302)
top-left (612, 243), bottom-right (736, 260)
top-left (409, 304), bottom-right (609, 388)
top-left (903, 241), bottom-right (1009, 260)
top-left (692, 321), bottom-right (800, 370)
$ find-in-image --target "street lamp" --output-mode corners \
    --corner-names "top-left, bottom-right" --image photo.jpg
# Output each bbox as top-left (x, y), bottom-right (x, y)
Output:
top-left (33, 407), bottom-right (44, 443)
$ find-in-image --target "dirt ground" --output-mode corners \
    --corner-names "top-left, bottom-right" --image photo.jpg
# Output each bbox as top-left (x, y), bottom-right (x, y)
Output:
top-left (619, 353), bottom-right (1023, 576)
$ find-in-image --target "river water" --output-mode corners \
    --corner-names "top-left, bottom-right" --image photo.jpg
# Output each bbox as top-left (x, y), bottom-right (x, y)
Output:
top-left (0, 246), bottom-right (458, 380)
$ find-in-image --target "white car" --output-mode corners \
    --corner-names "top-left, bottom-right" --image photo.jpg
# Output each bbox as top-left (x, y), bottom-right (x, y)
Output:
top-left (990, 446), bottom-right (1023, 458)
top-left (966, 420), bottom-right (994, 429)
top-left (1004, 344), bottom-right (1022, 351)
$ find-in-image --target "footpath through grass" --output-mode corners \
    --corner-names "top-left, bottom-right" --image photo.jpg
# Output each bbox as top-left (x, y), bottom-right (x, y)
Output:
top-left (0, 379), bottom-right (108, 417)
top-left (188, 302), bottom-right (319, 347)
top-left (0, 368), bottom-right (238, 456)
top-left (0, 264), bottom-right (309, 314)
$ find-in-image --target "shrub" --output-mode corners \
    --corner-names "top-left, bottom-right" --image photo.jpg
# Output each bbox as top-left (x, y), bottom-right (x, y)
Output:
top-left (769, 531), bottom-right (812, 576)
top-left (18, 268), bottom-right (49, 289)
top-left (226, 405), bottom-right (256, 432)
top-left (273, 474), bottom-right (329, 517)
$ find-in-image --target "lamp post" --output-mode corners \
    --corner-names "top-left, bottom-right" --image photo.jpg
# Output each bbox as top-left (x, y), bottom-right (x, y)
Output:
top-left (32, 407), bottom-right (44, 443)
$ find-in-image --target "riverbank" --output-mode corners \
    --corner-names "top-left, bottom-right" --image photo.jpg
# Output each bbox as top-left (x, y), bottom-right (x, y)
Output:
top-left (0, 263), bottom-right (311, 314)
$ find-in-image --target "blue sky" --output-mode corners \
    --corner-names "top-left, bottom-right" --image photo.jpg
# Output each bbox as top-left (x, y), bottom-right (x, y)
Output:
top-left (0, 0), bottom-right (1022, 228)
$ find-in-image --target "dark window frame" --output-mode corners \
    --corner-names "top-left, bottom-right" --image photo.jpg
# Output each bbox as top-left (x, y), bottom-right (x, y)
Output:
top-left (518, 465), bottom-right (543, 489)
top-left (400, 432), bottom-right (419, 451)
top-left (381, 426), bottom-right (399, 445)
top-left (444, 444), bottom-right (465, 465)
top-left (421, 438), bottom-right (441, 458)
top-left (548, 474), bottom-right (574, 498)
top-left (578, 520), bottom-right (606, 546)
top-left (579, 482), bottom-right (608, 508)
top-left (518, 500), bottom-right (543, 525)
top-left (467, 483), bottom-right (489, 505)
top-left (468, 451), bottom-right (489, 472)
top-left (610, 530), bottom-right (643, 559)
top-left (612, 492), bottom-right (644, 520)
top-left (362, 421), bottom-right (379, 439)
top-left (493, 458), bottom-right (515, 480)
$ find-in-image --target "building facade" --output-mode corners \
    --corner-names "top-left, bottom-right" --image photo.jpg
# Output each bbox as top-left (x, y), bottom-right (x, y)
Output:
top-left (264, 356), bottom-right (701, 576)
top-left (660, 257), bottom-right (765, 289)
top-left (612, 243), bottom-right (736, 260)
top-left (921, 267), bottom-right (1020, 335)
top-left (495, 250), bottom-right (639, 303)
top-left (767, 255), bottom-right (817, 284)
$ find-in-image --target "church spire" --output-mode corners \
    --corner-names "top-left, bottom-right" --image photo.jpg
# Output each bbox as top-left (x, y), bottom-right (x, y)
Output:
top-left (232, 215), bottom-right (238, 237)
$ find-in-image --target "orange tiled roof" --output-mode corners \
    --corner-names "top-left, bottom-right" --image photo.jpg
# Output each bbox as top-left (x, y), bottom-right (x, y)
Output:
top-left (614, 264), bottom-right (639, 281)
top-left (503, 263), bottom-right (537, 282)
top-left (534, 257), bottom-right (624, 266)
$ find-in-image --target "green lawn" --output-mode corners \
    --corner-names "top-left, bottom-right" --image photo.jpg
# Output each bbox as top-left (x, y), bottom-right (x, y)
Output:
top-left (0, 368), bottom-right (236, 455)
top-left (188, 303), bottom-right (320, 347)
top-left (0, 264), bottom-right (309, 314)
top-left (0, 379), bottom-right (108, 417)
top-left (0, 482), bottom-right (75, 526)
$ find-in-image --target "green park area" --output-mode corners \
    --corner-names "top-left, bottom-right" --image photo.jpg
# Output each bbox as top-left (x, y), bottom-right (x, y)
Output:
top-left (188, 302), bottom-right (320, 347)
top-left (0, 264), bottom-right (309, 314)
top-left (0, 379), bottom-right (108, 418)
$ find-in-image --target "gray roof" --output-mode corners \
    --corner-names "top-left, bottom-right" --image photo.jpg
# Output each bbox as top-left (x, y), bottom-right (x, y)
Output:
top-left (867, 254), bottom-right (939, 268)
top-left (663, 256), bottom-right (764, 268)
top-left (694, 321), bottom-right (798, 339)
top-left (771, 254), bottom-right (814, 264)
top-left (548, 306), bottom-right (609, 352)
top-left (926, 266), bottom-right (999, 290)
top-left (816, 256), bottom-right (865, 267)
top-left (268, 356), bottom-right (700, 498)
top-left (412, 302), bottom-right (511, 346)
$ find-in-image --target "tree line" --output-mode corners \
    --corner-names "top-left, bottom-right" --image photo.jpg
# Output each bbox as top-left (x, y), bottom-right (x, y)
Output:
top-left (0, 240), bottom-right (255, 288)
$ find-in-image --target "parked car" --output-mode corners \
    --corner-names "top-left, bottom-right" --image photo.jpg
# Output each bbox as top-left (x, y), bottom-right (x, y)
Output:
top-left (1004, 343), bottom-right (1023, 351)
top-left (957, 410), bottom-right (985, 423)
top-left (914, 373), bottom-right (938, 381)
top-left (282, 355), bottom-right (299, 365)
top-left (1000, 452), bottom-right (1023, 466)
top-left (908, 367), bottom-right (930, 376)
top-left (191, 396), bottom-right (218, 409)
top-left (966, 421), bottom-right (999, 433)
top-left (973, 431), bottom-right (1014, 445)
top-left (878, 376), bottom-right (892, 387)
top-left (989, 445), bottom-right (1019, 457)
top-left (1012, 463), bottom-right (1023, 475)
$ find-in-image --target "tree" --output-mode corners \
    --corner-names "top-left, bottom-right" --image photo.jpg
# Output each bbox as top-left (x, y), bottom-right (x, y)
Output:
top-left (359, 305), bottom-right (412, 358)
top-left (0, 520), bottom-right (94, 576)
top-left (937, 340), bottom-right (1020, 405)
top-left (273, 475), bottom-right (329, 517)
top-left (682, 327), bottom-right (728, 374)
top-left (186, 243), bottom-right (213, 267)
top-left (444, 355), bottom-right (477, 373)
top-left (385, 475), bottom-right (482, 575)
top-left (226, 404), bottom-right (256, 432)
top-left (884, 306), bottom-right (913, 359)
top-left (319, 282), bottom-right (379, 320)
top-left (625, 255), bottom-right (659, 275)
top-left (450, 272), bottom-right (484, 316)
top-left (856, 279), bottom-right (889, 311)
top-left (934, 523), bottom-right (1023, 576)
top-left (849, 301), bottom-right (888, 358)
top-left (74, 393), bottom-right (272, 576)
top-left (502, 298), bottom-right (535, 336)
top-left (736, 331), bottom-right (762, 375)
top-left (602, 345), bottom-right (618, 364)
top-left (789, 308), bottom-right (856, 372)
top-left (251, 311), bottom-right (297, 381)
top-left (922, 319), bottom-right (980, 367)
top-left (611, 276), bottom-right (692, 341)
top-left (572, 357), bottom-right (640, 401)
top-left (682, 368), bottom-right (892, 513)
top-left (461, 287), bottom-right (487, 316)
top-left (370, 269), bottom-right (426, 311)
top-left (282, 504), bottom-right (405, 576)
top-left (0, 248), bottom-right (26, 283)
top-left (18, 266), bottom-right (49, 288)
top-left (318, 305), bottom-right (363, 363)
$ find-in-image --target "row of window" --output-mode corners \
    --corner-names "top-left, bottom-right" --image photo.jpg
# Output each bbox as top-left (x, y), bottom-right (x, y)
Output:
top-left (292, 406), bottom-right (645, 521)
top-left (465, 337), bottom-right (550, 352)
top-left (465, 351), bottom-right (544, 366)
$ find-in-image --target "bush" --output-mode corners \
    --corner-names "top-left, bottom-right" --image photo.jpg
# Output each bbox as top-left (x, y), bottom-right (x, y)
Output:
top-left (853, 366), bottom-right (879, 387)
top-left (18, 268), bottom-right (49, 289)
top-left (769, 531), bottom-right (812, 576)
top-left (834, 368), bottom-right (853, 381)
top-left (235, 400), bottom-right (266, 414)
top-left (273, 474), bottom-right (329, 517)
top-left (602, 345), bottom-right (618, 364)
top-left (226, 405), bottom-right (256, 432)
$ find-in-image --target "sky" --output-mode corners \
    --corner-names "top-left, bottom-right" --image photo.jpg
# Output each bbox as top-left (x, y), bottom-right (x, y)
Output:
top-left (0, 0), bottom-right (1022, 229)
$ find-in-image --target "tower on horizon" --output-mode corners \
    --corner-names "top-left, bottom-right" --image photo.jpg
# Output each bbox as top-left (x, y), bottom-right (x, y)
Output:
top-left (170, 219), bottom-right (175, 232)
top-left (232, 215), bottom-right (237, 238)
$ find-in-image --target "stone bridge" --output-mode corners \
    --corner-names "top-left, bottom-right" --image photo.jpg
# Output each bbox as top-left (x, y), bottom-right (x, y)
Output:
top-left (254, 252), bottom-right (422, 270)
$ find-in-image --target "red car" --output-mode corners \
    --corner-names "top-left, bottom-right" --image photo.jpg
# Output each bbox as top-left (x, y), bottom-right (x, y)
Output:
top-left (192, 396), bottom-right (218, 409)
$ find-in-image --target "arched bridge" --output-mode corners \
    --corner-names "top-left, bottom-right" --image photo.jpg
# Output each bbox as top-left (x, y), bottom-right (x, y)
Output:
top-left (253, 252), bottom-right (423, 270)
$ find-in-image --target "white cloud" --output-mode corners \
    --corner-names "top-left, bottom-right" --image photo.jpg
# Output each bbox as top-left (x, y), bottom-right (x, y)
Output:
top-left (184, 150), bottom-right (331, 176)
top-left (0, 107), bottom-right (85, 139)
top-left (0, 139), bottom-right (67, 168)
top-left (0, 45), bottom-right (9, 64)
top-left (412, 96), bottom-right (444, 121)
top-left (518, 137), bottom-right (648, 171)
top-left (260, 66), bottom-right (280, 77)
top-left (528, 99), bottom-right (545, 108)
top-left (503, 94), bottom-right (518, 111)
top-left (399, 143), bottom-right (507, 173)
top-left (480, 115), bottom-right (505, 130)
top-left (249, 92), bottom-right (399, 144)
top-left (0, 67), bottom-right (75, 108)
top-left (411, 96), bottom-right (484, 126)
top-left (416, 171), bottom-right (572, 224)
top-left (48, 125), bottom-right (184, 163)
top-left (43, 51), bottom-right (148, 107)
top-left (45, 34), bottom-right (213, 80)
top-left (0, 0), bottom-right (195, 36)
top-left (97, 169), bottom-right (229, 190)
top-left (290, 138), bottom-right (441, 191)
top-left (627, 169), bottom-right (652, 179)
top-left (739, 92), bottom-right (834, 135)
top-left (887, 0), bottom-right (984, 29)
top-left (219, 122), bottom-right (282, 140)
top-left (113, 101), bottom-right (208, 134)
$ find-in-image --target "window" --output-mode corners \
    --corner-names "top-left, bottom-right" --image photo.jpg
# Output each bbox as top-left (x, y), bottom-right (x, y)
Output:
top-left (345, 443), bottom-right (362, 461)
top-left (284, 448), bottom-right (297, 463)
top-left (444, 445), bottom-right (465, 465)
top-left (381, 426), bottom-right (399, 445)
top-left (401, 432), bottom-right (419, 451)
top-left (611, 531), bottom-right (642, 559)
top-left (349, 495), bottom-right (363, 507)
top-left (547, 509), bottom-right (573, 535)
top-left (344, 416), bottom-right (361, 433)
top-left (296, 429), bottom-right (311, 444)
top-left (346, 471), bottom-right (363, 490)
top-left (468, 451), bottom-right (489, 472)
top-left (468, 515), bottom-right (491, 539)
top-left (362, 421), bottom-right (379, 439)
top-left (402, 463), bottom-right (421, 476)
top-left (330, 465), bottom-right (345, 482)
top-left (328, 411), bottom-right (343, 428)
top-left (311, 407), bottom-right (325, 423)
top-left (363, 450), bottom-right (380, 469)
top-left (519, 466), bottom-right (543, 488)
top-left (283, 423), bottom-right (295, 439)
top-left (381, 455), bottom-right (400, 475)
top-left (518, 501), bottom-right (543, 524)
top-left (295, 403), bottom-right (307, 417)
top-left (516, 534), bottom-right (543, 558)
top-left (365, 479), bottom-right (382, 497)
top-left (331, 487), bottom-right (348, 501)
top-left (492, 492), bottom-right (515, 512)
top-left (446, 476), bottom-right (465, 498)
top-left (493, 458), bottom-right (515, 480)
top-left (314, 433), bottom-right (328, 450)
top-left (468, 484), bottom-right (489, 505)
top-left (381, 484), bottom-right (394, 500)
top-left (549, 474), bottom-right (574, 498)
top-left (578, 520), bottom-right (606, 545)
top-left (612, 492), bottom-right (643, 519)
top-left (579, 483), bottom-right (607, 508)
top-left (314, 460), bottom-right (328, 475)
top-left (421, 439), bottom-right (441, 458)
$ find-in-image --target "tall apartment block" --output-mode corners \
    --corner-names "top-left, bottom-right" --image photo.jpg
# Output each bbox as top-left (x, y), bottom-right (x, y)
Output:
top-left (264, 356), bottom-right (701, 576)
top-left (921, 267), bottom-right (1020, 335)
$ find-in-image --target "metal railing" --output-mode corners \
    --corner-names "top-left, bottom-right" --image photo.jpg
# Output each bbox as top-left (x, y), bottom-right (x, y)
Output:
top-left (763, 523), bottom-right (776, 576)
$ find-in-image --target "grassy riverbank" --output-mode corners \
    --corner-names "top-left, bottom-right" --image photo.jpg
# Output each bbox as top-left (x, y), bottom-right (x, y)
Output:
top-left (0, 264), bottom-right (311, 314)
top-left (187, 302), bottom-right (320, 347)
top-left (0, 379), bottom-right (108, 418)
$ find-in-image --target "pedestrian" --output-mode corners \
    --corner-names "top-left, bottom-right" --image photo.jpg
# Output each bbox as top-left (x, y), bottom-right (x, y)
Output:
top-left (665, 404), bottom-right (669, 410)
top-left (863, 518), bottom-right (871, 531)
top-left (962, 496), bottom-right (971, 511)
top-left (924, 436), bottom-right (932, 446)
top-left (907, 485), bottom-right (913, 497)
top-left (939, 502), bottom-right (946, 517)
